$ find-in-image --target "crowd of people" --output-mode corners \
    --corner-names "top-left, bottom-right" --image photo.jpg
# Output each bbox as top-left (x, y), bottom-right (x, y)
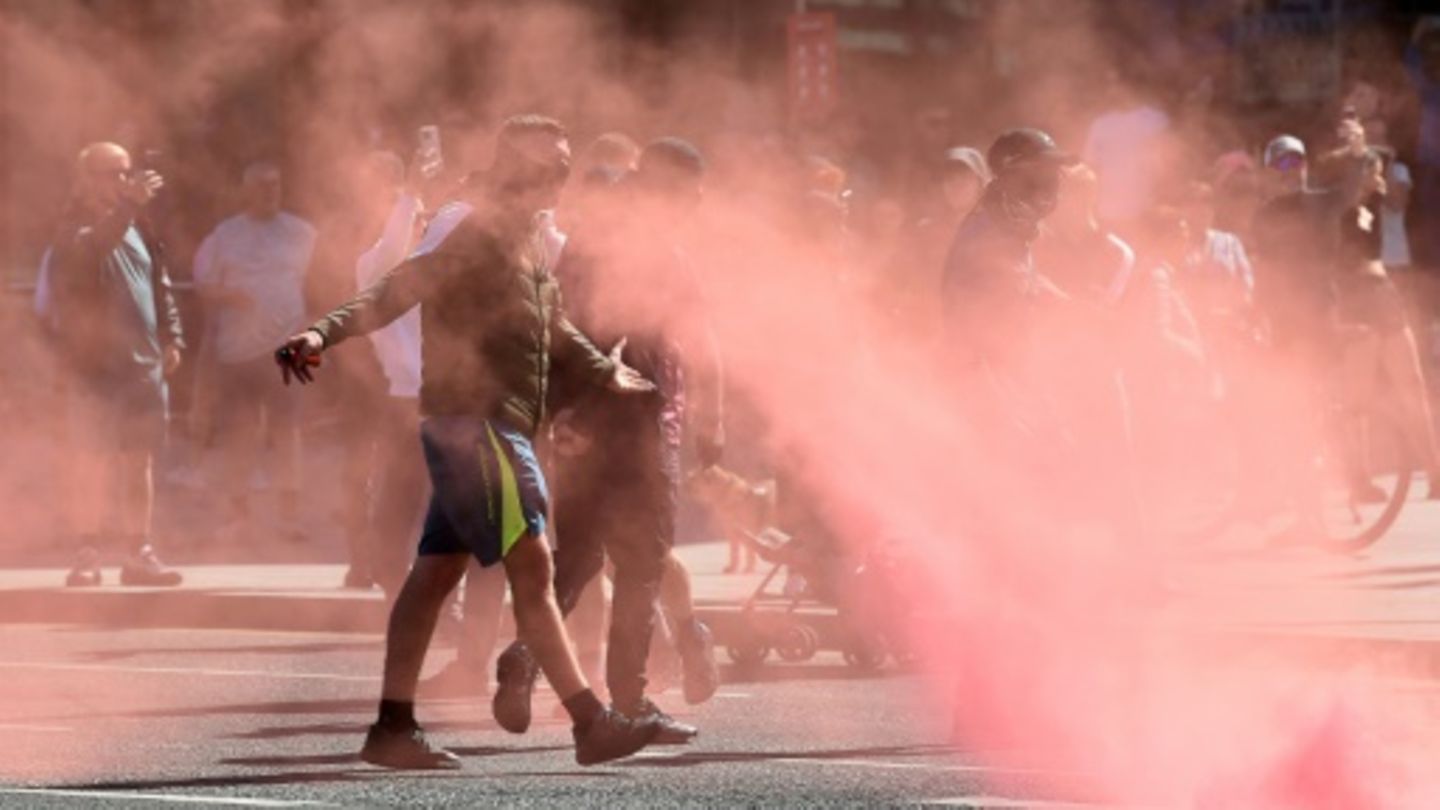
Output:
top-left (30, 16), bottom-right (1440, 770)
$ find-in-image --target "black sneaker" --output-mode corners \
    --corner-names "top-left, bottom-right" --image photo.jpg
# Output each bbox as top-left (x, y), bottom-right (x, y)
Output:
top-left (621, 697), bottom-right (698, 745)
top-left (678, 618), bottom-right (719, 705)
top-left (492, 642), bottom-right (539, 734)
top-left (360, 723), bottom-right (461, 770)
top-left (573, 707), bottom-right (660, 766)
top-left (120, 545), bottom-right (182, 587)
top-left (65, 547), bottom-right (102, 588)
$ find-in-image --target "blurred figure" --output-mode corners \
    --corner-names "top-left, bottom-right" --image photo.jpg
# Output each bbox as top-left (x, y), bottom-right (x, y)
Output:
top-left (1035, 163), bottom-right (1134, 306)
top-left (193, 162), bottom-right (316, 538)
top-left (1083, 69), bottom-right (1172, 237)
top-left (1362, 117), bottom-right (1415, 274)
top-left (1404, 16), bottom-right (1440, 270)
top-left (1329, 153), bottom-right (1440, 499)
top-left (893, 147), bottom-right (989, 337)
top-left (50, 142), bottom-right (184, 587)
top-left (1172, 180), bottom-right (1255, 333)
top-left (1251, 134), bottom-right (1330, 354)
top-left (494, 137), bottom-right (725, 745)
top-left (348, 150), bottom-right (426, 592)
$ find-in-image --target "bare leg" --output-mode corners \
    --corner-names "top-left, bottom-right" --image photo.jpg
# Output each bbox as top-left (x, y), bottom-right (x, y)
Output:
top-left (504, 532), bottom-right (587, 700)
top-left (457, 560), bottom-right (508, 673)
top-left (381, 553), bottom-right (468, 701)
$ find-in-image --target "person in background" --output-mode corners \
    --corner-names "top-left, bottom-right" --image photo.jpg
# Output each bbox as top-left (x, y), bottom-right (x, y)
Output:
top-left (193, 161), bottom-right (316, 541)
top-left (51, 142), bottom-right (185, 588)
top-left (1362, 117), bottom-right (1415, 275)
top-left (894, 147), bottom-right (990, 338)
top-left (1083, 69), bottom-right (1173, 238)
top-left (1172, 180), bottom-right (1255, 333)
top-left (1404, 16), bottom-right (1440, 271)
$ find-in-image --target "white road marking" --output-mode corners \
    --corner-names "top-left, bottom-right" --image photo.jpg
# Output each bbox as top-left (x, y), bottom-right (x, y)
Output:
top-left (713, 691), bottom-right (752, 699)
top-left (631, 752), bottom-right (1062, 778)
top-left (0, 787), bottom-right (333, 807)
top-left (922, 798), bottom-right (1128, 809)
top-left (0, 661), bottom-right (375, 682)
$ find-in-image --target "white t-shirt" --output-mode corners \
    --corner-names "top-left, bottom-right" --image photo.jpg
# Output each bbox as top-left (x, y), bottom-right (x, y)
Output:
top-left (356, 193), bottom-right (423, 398)
top-left (1382, 160), bottom-right (1413, 269)
top-left (1083, 104), bottom-right (1171, 223)
top-left (194, 212), bottom-right (316, 363)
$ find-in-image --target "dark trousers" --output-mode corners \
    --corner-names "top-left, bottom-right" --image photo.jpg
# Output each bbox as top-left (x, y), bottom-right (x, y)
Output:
top-left (549, 446), bottom-right (677, 709)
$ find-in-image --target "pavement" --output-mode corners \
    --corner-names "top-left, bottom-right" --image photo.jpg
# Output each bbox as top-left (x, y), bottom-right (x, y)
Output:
top-left (7, 498), bottom-right (1440, 665)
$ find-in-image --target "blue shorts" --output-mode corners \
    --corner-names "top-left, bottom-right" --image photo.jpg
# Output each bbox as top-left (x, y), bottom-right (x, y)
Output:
top-left (417, 416), bottom-right (549, 567)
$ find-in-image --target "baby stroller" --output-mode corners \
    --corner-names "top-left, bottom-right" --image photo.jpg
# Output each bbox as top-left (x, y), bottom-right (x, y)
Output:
top-left (688, 465), bottom-right (916, 672)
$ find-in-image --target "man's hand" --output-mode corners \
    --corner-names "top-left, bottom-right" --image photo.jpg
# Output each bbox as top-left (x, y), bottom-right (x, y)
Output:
top-left (275, 329), bottom-right (325, 386)
top-left (606, 337), bottom-right (656, 394)
top-left (162, 346), bottom-right (182, 377)
top-left (121, 170), bottom-right (164, 207)
top-left (1338, 119), bottom-right (1367, 157)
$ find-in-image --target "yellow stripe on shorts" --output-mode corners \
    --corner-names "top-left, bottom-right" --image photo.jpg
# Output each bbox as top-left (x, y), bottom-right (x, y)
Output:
top-left (486, 424), bottom-right (527, 557)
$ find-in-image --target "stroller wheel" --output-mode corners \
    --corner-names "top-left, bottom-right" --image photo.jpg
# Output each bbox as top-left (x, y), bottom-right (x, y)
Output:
top-left (775, 622), bottom-right (819, 662)
top-left (843, 635), bottom-right (887, 673)
top-left (726, 634), bottom-right (770, 668)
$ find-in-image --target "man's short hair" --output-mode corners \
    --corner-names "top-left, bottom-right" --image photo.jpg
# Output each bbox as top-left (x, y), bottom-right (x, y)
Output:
top-left (638, 137), bottom-right (705, 178)
top-left (497, 114), bottom-right (567, 146)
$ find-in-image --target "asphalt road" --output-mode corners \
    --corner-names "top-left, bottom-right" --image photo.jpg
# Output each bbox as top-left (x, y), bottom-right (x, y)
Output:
top-left (0, 624), bottom-right (1104, 809)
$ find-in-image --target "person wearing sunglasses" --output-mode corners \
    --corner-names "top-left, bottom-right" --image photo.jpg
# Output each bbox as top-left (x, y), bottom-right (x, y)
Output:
top-left (274, 115), bottom-right (661, 770)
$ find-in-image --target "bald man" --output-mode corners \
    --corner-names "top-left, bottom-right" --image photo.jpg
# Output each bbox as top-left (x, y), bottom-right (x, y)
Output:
top-left (193, 161), bottom-right (316, 539)
top-left (50, 142), bottom-right (185, 587)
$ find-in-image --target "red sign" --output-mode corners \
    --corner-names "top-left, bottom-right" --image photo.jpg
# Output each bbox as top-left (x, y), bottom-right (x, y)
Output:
top-left (787, 12), bottom-right (839, 125)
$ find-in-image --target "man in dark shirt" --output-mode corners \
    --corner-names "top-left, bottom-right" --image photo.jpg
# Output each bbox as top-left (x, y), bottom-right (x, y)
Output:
top-left (50, 142), bottom-right (185, 588)
top-left (276, 115), bottom-right (660, 770)
top-left (941, 128), bottom-right (1074, 437)
top-left (492, 138), bottom-right (724, 745)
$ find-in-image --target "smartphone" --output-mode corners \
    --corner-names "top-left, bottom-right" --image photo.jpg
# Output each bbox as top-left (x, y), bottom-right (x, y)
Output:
top-left (416, 125), bottom-right (443, 180)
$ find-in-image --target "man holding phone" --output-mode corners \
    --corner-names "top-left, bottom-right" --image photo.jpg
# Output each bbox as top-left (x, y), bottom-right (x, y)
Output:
top-left (50, 142), bottom-right (185, 588)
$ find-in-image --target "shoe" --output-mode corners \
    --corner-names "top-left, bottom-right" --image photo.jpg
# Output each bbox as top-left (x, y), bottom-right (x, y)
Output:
top-left (620, 697), bottom-right (698, 745)
top-left (342, 566), bottom-right (375, 589)
top-left (678, 618), bottom-right (719, 705)
top-left (573, 707), bottom-right (660, 766)
top-left (492, 643), bottom-right (539, 734)
top-left (120, 545), bottom-right (183, 587)
top-left (65, 547), bottom-right (102, 588)
top-left (359, 723), bottom-right (461, 770)
top-left (420, 659), bottom-right (489, 699)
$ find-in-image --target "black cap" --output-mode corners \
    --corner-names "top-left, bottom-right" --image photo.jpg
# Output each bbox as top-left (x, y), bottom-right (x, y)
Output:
top-left (987, 128), bottom-right (1077, 175)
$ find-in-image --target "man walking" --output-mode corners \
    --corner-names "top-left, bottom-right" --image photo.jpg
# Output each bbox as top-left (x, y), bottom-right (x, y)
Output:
top-left (491, 137), bottom-right (724, 743)
top-left (275, 115), bottom-right (659, 769)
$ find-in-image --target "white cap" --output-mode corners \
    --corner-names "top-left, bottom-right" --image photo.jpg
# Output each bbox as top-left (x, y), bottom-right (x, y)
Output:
top-left (1263, 135), bottom-right (1306, 168)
